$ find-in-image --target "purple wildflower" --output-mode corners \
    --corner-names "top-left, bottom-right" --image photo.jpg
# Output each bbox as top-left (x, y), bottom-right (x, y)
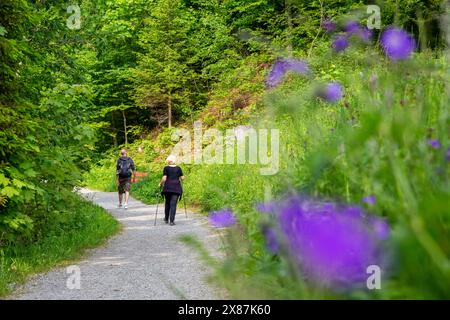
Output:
top-left (380, 27), bottom-right (417, 61)
top-left (256, 202), bottom-right (277, 214)
top-left (262, 226), bottom-right (279, 254)
top-left (343, 205), bottom-right (365, 218)
top-left (362, 195), bottom-right (376, 206)
top-left (276, 196), bottom-right (389, 288)
top-left (288, 59), bottom-right (310, 74)
top-left (208, 209), bottom-right (237, 228)
top-left (266, 58), bottom-right (309, 88)
top-left (322, 18), bottom-right (336, 33)
top-left (356, 26), bottom-right (373, 42)
top-left (317, 81), bottom-right (344, 103)
top-left (427, 139), bottom-right (441, 149)
top-left (370, 217), bottom-right (390, 241)
top-left (446, 148), bottom-right (450, 162)
top-left (343, 20), bottom-right (360, 34)
top-left (331, 34), bottom-right (349, 52)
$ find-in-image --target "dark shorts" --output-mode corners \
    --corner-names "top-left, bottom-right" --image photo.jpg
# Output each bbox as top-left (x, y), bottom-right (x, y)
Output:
top-left (118, 177), bottom-right (131, 194)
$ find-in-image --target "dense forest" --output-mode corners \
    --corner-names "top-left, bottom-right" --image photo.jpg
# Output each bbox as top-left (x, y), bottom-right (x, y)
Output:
top-left (1, 0), bottom-right (449, 298)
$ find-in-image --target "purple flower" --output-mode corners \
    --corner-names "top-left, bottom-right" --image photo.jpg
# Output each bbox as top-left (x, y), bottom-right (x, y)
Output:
top-left (331, 34), bottom-right (349, 52)
top-left (317, 81), bottom-right (344, 103)
top-left (266, 58), bottom-right (310, 88)
top-left (322, 18), bottom-right (336, 33)
top-left (288, 59), bottom-right (310, 74)
top-left (342, 20), bottom-right (372, 42)
top-left (427, 139), bottom-right (441, 149)
top-left (343, 20), bottom-right (360, 34)
top-left (356, 26), bottom-right (373, 42)
top-left (256, 202), bottom-right (277, 214)
top-left (208, 209), bottom-right (237, 228)
top-left (362, 195), bottom-right (376, 206)
top-left (275, 196), bottom-right (389, 288)
top-left (370, 217), bottom-right (390, 241)
top-left (262, 226), bottom-right (279, 254)
top-left (380, 27), bottom-right (417, 61)
top-left (446, 148), bottom-right (450, 162)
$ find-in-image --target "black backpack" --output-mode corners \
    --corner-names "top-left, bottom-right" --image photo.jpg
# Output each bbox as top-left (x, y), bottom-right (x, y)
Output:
top-left (117, 157), bottom-right (132, 178)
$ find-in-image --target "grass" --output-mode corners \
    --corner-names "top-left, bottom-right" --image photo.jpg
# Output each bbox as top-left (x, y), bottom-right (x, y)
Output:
top-left (0, 193), bottom-right (120, 297)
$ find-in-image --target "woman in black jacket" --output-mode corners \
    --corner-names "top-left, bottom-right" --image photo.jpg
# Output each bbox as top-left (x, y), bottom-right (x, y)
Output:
top-left (159, 155), bottom-right (184, 225)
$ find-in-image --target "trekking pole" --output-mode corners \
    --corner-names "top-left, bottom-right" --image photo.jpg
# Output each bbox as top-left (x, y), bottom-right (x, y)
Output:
top-left (181, 181), bottom-right (188, 219)
top-left (183, 195), bottom-right (187, 219)
top-left (154, 187), bottom-right (162, 226)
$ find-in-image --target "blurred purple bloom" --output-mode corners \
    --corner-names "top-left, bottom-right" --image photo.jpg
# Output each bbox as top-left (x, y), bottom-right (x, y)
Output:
top-left (380, 27), bottom-right (417, 61)
top-left (343, 205), bottom-right (365, 218)
top-left (446, 148), bottom-right (450, 162)
top-left (317, 81), bottom-right (343, 103)
top-left (427, 139), bottom-right (441, 149)
top-left (362, 195), bottom-right (376, 206)
top-left (343, 20), bottom-right (360, 33)
top-left (266, 59), bottom-right (291, 88)
top-left (276, 196), bottom-right (389, 287)
top-left (266, 58), bottom-right (310, 88)
top-left (356, 26), bottom-right (373, 42)
top-left (288, 59), bottom-right (310, 74)
top-left (331, 34), bottom-right (349, 52)
top-left (256, 202), bottom-right (277, 214)
top-left (342, 20), bottom-right (372, 42)
top-left (370, 217), bottom-right (390, 240)
top-left (322, 18), bottom-right (336, 33)
top-left (209, 209), bottom-right (237, 228)
top-left (262, 226), bottom-right (279, 254)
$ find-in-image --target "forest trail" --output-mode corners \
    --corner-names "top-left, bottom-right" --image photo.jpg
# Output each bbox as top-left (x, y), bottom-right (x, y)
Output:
top-left (9, 189), bottom-right (224, 300)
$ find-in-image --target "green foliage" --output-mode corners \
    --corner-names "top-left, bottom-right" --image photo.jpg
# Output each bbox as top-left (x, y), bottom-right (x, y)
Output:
top-left (2, 0), bottom-right (449, 300)
top-left (133, 0), bottom-right (195, 124)
top-left (0, 192), bottom-right (120, 296)
top-left (0, 1), bottom-right (96, 244)
top-left (131, 172), bottom-right (164, 204)
top-left (83, 156), bottom-right (117, 192)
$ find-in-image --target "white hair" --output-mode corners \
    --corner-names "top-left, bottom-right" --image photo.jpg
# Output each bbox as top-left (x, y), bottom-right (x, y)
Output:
top-left (166, 154), bottom-right (177, 164)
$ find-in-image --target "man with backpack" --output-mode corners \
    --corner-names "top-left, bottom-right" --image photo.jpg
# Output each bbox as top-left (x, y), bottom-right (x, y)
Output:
top-left (116, 149), bottom-right (136, 209)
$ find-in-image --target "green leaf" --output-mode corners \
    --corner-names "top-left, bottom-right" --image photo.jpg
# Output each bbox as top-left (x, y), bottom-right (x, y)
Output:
top-left (12, 179), bottom-right (26, 189)
top-left (0, 25), bottom-right (7, 36)
top-left (0, 173), bottom-right (10, 186)
top-left (0, 186), bottom-right (20, 198)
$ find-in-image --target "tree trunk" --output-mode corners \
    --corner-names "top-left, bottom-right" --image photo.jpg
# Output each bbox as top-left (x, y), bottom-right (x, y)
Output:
top-left (286, 0), bottom-right (293, 57)
top-left (111, 112), bottom-right (118, 147)
top-left (122, 109), bottom-right (128, 146)
top-left (168, 94), bottom-right (172, 128)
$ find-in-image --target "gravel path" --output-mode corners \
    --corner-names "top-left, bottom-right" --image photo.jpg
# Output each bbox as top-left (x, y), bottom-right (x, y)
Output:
top-left (8, 189), bottom-right (225, 300)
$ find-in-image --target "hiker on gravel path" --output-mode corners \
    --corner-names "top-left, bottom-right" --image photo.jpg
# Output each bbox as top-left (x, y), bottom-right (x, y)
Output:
top-left (159, 155), bottom-right (184, 226)
top-left (116, 149), bottom-right (136, 209)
